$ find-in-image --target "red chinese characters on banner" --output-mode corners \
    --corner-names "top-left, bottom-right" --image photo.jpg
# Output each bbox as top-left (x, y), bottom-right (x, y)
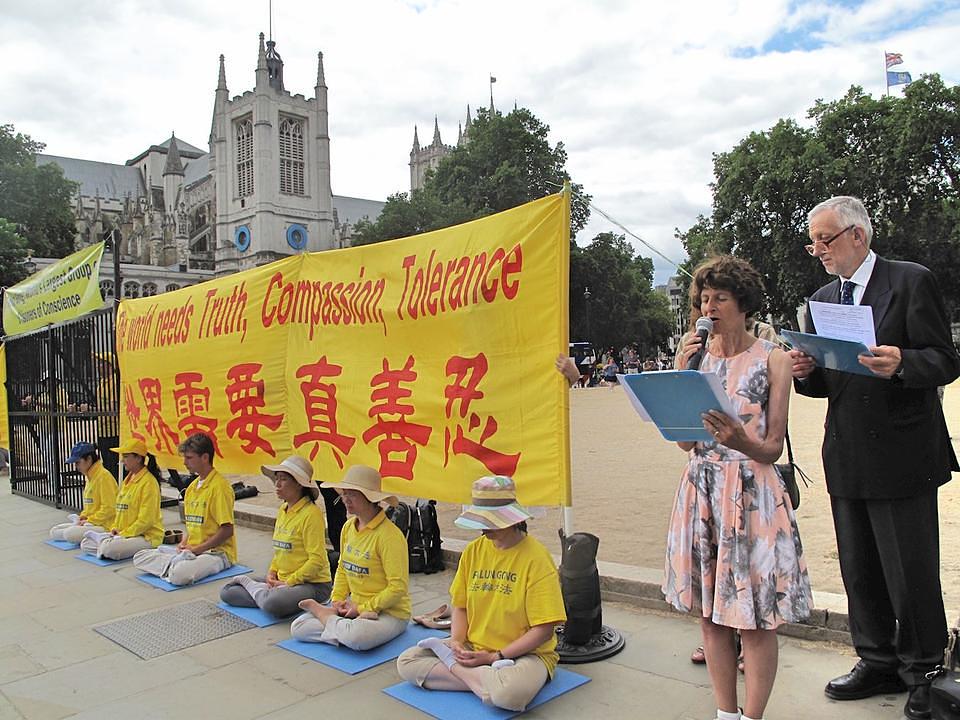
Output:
top-left (122, 383), bottom-right (147, 443)
top-left (173, 372), bottom-right (223, 457)
top-left (139, 378), bottom-right (179, 454)
top-left (362, 355), bottom-right (432, 480)
top-left (224, 363), bottom-right (283, 456)
top-left (443, 353), bottom-right (520, 476)
top-left (293, 356), bottom-right (356, 467)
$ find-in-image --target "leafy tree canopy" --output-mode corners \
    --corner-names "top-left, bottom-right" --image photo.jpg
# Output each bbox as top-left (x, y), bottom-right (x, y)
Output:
top-left (353, 107), bottom-right (590, 244)
top-left (570, 232), bottom-right (674, 355)
top-left (0, 218), bottom-right (29, 291)
top-left (677, 74), bottom-right (960, 324)
top-left (0, 124), bottom-right (77, 262)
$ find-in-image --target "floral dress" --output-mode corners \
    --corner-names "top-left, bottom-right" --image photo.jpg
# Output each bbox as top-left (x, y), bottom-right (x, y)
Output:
top-left (662, 339), bottom-right (812, 630)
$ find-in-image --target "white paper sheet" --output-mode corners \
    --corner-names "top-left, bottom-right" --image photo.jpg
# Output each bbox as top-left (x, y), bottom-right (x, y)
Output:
top-left (809, 301), bottom-right (877, 347)
top-left (617, 374), bottom-right (651, 420)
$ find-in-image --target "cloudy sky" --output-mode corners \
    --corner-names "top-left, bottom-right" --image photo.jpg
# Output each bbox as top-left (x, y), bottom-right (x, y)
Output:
top-left (3, 0), bottom-right (959, 282)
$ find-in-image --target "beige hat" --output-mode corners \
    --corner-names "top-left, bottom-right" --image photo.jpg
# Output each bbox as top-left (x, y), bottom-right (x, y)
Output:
top-left (320, 465), bottom-right (398, 506)
top-left (261, 455), bottom-right (319, 502)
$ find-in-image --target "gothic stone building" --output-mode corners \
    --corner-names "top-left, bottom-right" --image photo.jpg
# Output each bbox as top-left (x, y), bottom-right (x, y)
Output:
top-left (36, 34), bottom-right (385, 300)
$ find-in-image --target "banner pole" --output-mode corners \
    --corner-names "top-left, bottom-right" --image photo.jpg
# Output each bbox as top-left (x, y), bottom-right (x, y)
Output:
top-left (561, 181), bottom-right (574, 535)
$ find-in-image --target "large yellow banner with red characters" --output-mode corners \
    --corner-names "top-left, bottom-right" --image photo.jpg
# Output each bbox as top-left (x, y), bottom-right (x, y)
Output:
top-left (117, 193), bottom-right (571, 506)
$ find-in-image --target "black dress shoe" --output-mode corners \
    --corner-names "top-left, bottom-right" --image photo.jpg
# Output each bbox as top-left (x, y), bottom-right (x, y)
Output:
top-left (824, 660), bottom-right (907, 700)
top-left (904, 684), bottom-right (931, 720)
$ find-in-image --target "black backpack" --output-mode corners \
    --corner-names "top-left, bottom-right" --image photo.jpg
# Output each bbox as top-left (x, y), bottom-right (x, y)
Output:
top-left (388, 499), bottom-right (444, 574)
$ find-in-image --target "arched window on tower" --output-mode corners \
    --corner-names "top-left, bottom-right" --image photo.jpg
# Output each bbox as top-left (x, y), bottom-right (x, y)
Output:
top-left (100, 280), bottom-right (114, 299)
top-left (165, 283), bottom-right (180, 293)
top-left (142, 282), bottom-right (158, 297)
top-left (236, 117), bottom-right (254, 197)
top-left (279, 116), bottom-right (305, 195)
top-left (123, 281), bottom-right (140, 299)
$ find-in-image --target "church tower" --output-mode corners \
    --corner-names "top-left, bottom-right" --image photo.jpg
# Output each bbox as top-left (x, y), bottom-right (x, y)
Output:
top-left (409, 116), bottom-right (453, 192)
top-left (211, 33), bottom-right (334, 276)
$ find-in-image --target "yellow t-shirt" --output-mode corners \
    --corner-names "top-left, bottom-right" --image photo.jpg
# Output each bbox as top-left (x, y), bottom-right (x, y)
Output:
top-left (332, 510), bottom-right (411, 620)
top-left (450, 534), bottom-right (566, 676)
top-left (183, 468), bottom-right (236, 563)
top-left (114, 468), bottom-right (164, 546)
top-left (81, 460), bottom-right (118, 529)
top-left (269, 497), bottom-right (331, 585)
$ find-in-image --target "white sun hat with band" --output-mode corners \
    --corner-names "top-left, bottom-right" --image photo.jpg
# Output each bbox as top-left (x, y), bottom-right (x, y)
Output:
top-left (320, 465), bottom-right (399, 506)
top-left (261, 455), bottom-right (319, 502)
top-left (455, 475), bottom-right (534, 531)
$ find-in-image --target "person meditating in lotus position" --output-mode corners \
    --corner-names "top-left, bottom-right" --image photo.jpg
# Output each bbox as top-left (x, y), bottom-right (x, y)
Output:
top-left (291, 465), bottom-right (410, 650)
top-left (396, 475), bottom-right (566, 713)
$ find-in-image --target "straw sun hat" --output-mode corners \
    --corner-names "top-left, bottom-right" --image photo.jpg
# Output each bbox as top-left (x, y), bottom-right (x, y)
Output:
top-left (455, 475), bottom-right (533, 531)
top-left (261, 455), bottom-right (319, 502)
top-left (320, 465), bottom-right (398, 506)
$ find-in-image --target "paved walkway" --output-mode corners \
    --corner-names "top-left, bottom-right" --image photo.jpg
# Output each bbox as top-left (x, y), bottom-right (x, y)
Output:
top-left (0, 490), bottom-right (906, 719)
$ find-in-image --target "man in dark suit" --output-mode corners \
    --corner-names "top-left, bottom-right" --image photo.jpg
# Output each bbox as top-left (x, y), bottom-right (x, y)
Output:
top-left (792, 196), bottom-right (959, 720)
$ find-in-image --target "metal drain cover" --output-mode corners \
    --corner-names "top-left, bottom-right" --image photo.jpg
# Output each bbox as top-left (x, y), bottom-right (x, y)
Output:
top-left (94, 598), bottom-right (254, 659)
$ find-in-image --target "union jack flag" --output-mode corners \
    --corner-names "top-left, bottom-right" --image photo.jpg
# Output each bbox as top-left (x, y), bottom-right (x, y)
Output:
top-left (885, 52), bottom-right (903, 69)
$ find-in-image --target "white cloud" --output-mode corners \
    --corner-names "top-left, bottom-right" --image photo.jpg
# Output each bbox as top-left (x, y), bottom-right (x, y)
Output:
top-left (1, 0), bottom-right (957, 281)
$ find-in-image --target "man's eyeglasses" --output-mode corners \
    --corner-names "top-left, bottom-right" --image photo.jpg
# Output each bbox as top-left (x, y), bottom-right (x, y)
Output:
top-left (805, 225), bottom-right (855, 256)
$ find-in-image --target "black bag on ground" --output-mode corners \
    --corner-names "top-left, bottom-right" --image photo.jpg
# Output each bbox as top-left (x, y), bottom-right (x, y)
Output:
top-left (387, 499), bottom-right (444, 574)
top-left (930, 616), bottom-right (960, 719)
top-left (558, 530), bottom-right (602, 645)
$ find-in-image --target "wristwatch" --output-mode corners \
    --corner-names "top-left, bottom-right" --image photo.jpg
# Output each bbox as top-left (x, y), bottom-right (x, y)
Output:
top-left (496, 650), bottom-right (505, 661)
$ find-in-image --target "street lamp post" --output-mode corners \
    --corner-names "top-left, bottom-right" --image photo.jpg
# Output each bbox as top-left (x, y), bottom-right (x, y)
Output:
top-left (583, 286), bottom-right (592, 343)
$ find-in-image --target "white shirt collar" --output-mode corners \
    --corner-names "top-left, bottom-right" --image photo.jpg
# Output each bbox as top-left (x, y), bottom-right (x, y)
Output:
top-left (841, 250), bottom-right (876, 288)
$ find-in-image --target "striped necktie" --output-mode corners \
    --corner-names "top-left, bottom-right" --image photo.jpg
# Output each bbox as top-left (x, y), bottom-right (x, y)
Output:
top-left (840, 280), bottom-right (855, 305)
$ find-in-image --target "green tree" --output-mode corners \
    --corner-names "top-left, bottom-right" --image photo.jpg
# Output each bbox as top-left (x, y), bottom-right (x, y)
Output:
top-left (355, 107), bottom-right (590, 243)
top-left (570, 232), bottom-right (674, 354)
top-left (680, 75), bottom-right (960, 322)
top-left (0, 218), bottom-right (29, 290)
top-left (352, 190), bottom-right (471, 246)
top-left (0, 124), bottom-right (77, 259)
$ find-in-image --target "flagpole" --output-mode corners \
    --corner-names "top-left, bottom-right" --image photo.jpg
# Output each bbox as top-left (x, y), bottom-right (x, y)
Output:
top-left (884, 50), bottom-right (889, 97)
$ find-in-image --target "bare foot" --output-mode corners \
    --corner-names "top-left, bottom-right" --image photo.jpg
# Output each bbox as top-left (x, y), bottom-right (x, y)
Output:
top-left (298, 599), bottom-right (336, 620)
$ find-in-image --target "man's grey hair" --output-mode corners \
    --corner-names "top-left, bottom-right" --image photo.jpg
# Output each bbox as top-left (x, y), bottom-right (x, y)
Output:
top-left (807, 196), bottom-right (873, 247)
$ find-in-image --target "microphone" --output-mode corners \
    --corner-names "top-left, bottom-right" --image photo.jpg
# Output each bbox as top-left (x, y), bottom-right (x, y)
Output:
top-left (687, 317), bottom-right (713, 371)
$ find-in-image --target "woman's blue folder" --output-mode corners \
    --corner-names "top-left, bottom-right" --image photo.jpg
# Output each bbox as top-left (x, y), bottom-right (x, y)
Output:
top-left (618, 370), bottom-right (735, 442)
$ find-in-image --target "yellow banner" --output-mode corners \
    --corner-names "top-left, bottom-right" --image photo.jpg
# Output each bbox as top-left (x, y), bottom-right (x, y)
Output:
top-left (0, 345), bottom-right (8, 449)
top-left (117, 193), bottom-right (571, 506)
top-left (2, 243), bottom-right (105, 337)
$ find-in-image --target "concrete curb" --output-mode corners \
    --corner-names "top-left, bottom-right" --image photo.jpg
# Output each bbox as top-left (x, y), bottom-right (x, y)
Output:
top-left (163, 488), bottom-right (856, 646)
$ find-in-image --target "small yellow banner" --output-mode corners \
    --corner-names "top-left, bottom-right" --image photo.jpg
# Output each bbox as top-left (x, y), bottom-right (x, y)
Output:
top-left (2, 243), bottom-right (105, 337)
top-left (117, 194), bottom-right (571, 506)
top-left (0, 345), bottom-right (8, 449)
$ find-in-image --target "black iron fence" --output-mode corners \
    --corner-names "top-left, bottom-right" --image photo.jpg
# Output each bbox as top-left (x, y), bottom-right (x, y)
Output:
top-left (5, 307), bottom-right (119, 510)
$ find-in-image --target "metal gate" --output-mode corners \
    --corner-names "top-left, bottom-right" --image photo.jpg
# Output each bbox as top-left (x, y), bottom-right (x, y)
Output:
top-left (5, 307), bottom-right (119, 510)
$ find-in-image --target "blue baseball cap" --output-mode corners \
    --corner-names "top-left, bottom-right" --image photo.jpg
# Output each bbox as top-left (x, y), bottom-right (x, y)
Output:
top-left (66, 442), bottom-right (97, 464)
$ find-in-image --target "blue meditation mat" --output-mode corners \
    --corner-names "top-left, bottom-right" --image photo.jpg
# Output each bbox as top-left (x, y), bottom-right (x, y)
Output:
top-left (75, 553), bottom-right (132, 566)
top-left (45, 539), bottom-right (79, 550)
top-left (217, 601), bottom-right (294, 627)
top-left (276, 622), bottom-right (447, 675)
top-left (382, 668), bottom-right (591, 720)
top-left (136, 564), bottom-right (253, 591)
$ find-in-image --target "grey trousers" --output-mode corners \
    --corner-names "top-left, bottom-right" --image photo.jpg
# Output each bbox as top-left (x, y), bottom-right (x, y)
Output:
top-left (132, 547), bottom-right (230, 586)
top-left (290, 612), bottom-right (407, 651)
top-left (51, 521), bottom-right (105, 544)
top-left (80, 534), bottom-right (152, 559)
top-left (219, 577), bottom-right (332, 618)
